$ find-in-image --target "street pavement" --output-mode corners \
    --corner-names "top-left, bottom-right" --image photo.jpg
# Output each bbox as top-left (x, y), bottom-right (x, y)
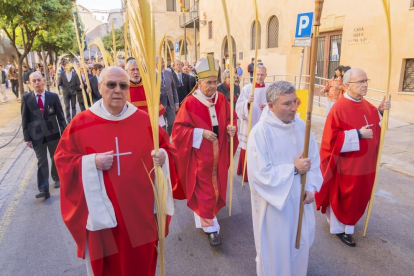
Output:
top-left (0, 88), bottom-right (413, 276)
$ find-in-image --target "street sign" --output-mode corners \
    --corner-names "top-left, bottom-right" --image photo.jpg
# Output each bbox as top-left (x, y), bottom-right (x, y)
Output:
top-left (294, 38), bottom-right (312, 47)
top-left (175, 41), bottom-right (179, 53)
top-left (295, 12), bottom-right (314, 38)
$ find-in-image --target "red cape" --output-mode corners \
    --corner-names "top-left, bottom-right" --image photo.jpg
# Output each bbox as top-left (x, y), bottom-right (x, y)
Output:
top-left (315, 96), bottom-right (381, 225)
top-left (55, 108), bottom-right (178, 276)
top-left (128, 81), bottom-right (166, 116)
top-left (171, 92), bottom-right (238, 219)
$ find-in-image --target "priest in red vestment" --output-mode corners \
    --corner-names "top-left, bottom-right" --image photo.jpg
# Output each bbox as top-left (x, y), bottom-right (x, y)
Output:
top-left (55, 67), bottom-right (178, 276)
top-left (172, 56), bottom-right (238, 246)
top-left (315, 68), bottom-right (391, 247)
top-left (125, 58), bottom-right (166, 126)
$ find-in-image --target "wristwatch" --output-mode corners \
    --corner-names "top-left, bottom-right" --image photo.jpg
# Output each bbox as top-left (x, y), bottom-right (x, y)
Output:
top-left (294, 167), bottom-right (298, 175)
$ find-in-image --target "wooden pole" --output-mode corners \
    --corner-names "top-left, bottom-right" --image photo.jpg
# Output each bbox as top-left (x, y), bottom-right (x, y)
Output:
top-left (363, 0), bottom-right (392, 236)
top-left (295, 0), bottom-right (324, 249)
top-left (221, 0), bottom-right (235, 216)
top-left (241, 0), bottom-right (259, 187)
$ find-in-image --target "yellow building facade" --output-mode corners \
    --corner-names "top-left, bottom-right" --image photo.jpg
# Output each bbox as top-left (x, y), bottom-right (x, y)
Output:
top-left (191, 0), bottom-right (414, 123)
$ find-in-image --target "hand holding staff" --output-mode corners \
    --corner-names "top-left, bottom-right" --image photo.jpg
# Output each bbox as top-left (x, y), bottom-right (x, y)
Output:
top-left (295, 0), bottom-right (324, 250)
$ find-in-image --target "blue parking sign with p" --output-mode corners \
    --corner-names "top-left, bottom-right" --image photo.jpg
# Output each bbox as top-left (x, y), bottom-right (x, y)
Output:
top-left (295, 12), bottom-right (314, 38)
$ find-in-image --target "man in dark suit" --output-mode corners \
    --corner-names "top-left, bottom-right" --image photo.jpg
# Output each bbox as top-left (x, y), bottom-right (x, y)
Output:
top-left (21, 72), bottom-right (66, 199)
top-left (87, 63), bottom-right (103, 103)
top-left (59, 64), bottom-right (81, 123)
top-left (158, 57), bottom-right (178, 136)
top-left (171, 60), bottom-right (195, 104)
top-left (182, 64), bottom-right (197, 89)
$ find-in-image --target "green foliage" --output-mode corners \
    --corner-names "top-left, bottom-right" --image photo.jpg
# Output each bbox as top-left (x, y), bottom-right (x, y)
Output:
top-left (102, 25), bottom-right (125, 51)
top-left (0, 0), bottom-right (76, 56)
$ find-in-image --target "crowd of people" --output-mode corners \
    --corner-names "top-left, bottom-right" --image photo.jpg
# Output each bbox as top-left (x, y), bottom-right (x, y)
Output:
top-left (19, 53), bottom-right (391, 276)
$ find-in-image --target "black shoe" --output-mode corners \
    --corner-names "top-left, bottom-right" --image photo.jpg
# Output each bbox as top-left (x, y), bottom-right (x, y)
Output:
top-left (207, 232), bottom-right (221, 246)
top-left (35, 192), bottom-right (50, 199)
top-left (54, 180), bottom-right (60, 189)
top-left (336, 233), bottom-right (356, 247)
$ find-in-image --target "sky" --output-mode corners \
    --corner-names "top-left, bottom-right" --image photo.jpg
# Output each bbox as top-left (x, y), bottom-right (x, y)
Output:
top-left (77, 0), bottom-right (122, 11)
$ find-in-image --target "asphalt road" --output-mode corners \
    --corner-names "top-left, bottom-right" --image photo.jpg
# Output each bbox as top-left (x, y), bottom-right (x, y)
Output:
top-left (0, 146), bottom-right (413, 276)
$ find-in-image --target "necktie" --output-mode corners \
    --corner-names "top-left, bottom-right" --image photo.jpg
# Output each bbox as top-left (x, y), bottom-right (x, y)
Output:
top-left (37, 94), bottom-right (44, 113)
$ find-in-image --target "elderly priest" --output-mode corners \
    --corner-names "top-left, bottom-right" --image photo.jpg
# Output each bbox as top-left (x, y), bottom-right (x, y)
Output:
top-left (172, 56), bottom-right (238, 246)
top-left (55, 66), bottom-right (177, 276)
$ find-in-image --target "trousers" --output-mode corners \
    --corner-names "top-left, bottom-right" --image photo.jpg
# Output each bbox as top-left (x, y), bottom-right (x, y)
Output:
top-left (33, 139), bottom-right (59, 193)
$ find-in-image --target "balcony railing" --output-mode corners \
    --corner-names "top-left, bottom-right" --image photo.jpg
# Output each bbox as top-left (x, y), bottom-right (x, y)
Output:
top-left (179, 2), bottom-right (199, 27)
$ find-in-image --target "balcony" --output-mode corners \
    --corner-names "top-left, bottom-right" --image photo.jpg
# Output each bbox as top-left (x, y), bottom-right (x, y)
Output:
top-left (179, 2), bottom-right (199, 28)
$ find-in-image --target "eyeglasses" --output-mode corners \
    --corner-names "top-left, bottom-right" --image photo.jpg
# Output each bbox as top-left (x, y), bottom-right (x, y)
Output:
top-left (102, 81), bottom-right (130, 90)
top-left (348, 79), bottom-right (370, 85)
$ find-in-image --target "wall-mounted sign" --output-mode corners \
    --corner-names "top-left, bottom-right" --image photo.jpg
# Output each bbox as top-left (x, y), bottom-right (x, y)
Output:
top-left (347, 26), bottom-right (370, 44)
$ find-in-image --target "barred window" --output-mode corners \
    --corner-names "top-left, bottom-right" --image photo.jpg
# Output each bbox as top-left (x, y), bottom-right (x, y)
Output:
top-left (403, 59), bottom-right (414, 92)
top-left (267, 16), bottom-right (279, 48)
top-left (208, 21), bottom-right (213, 39)
top-left (166, 0), bottom-right (176, 12)
top-left (251, 21), bottom-right (262, 50)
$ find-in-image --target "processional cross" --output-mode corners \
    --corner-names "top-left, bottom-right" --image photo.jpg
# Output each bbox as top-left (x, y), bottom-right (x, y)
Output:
top-left (113, 137), bottom-right (132, 176)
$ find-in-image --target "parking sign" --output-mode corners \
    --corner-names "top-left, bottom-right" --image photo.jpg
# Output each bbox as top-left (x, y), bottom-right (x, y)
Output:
top-left (295, 12), bottom-right (314, 38)
top-left (175, 42), bottom-right (180, 53)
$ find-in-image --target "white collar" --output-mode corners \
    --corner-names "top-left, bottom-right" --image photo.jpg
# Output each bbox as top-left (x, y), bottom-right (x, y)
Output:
top-left (198, 89), bottom-right (216, 100)
top-left (100, 101), bottom-right (128, 117)
top-left (344, 92), bottom-right (362, 102)
top-left (35, 91), bottom-right (46, 97)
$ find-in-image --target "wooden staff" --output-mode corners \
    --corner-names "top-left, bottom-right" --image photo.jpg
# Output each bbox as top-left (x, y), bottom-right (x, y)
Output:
top-left (363, 0), bottom-right (392, 236)
top-left (295, 0), bottom-right (324, 250)
top-left (221, 0), bottom-right (235, 216)
top-left (73, 15), bottom-right (90, 109)
top-left (241, 0), bottom-right (259, 187)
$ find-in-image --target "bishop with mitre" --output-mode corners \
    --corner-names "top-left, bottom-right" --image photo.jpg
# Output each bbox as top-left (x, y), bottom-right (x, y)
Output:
top-left (172, 56), bottom-right (238, 246)
top-left (55, 67), bottom-right (177, 276)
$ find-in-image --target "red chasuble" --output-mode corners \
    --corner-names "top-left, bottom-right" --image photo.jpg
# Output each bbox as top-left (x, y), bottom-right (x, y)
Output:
top-left (128, 81), bottom-right (166, 116)
top-left (55, 108), bottom-right (177, 276)
top-left (171, 92), bottom-right (238, 219)
top-left (315, 96), bottom-right (381, 225)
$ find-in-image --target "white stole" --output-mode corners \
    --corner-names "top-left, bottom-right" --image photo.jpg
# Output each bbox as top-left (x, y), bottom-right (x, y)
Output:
top-left (193, 90), bottom-right (219, 128)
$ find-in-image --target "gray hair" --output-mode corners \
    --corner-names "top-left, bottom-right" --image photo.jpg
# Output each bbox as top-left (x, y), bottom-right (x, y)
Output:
top-left (266, 81), bottom-right (296, 104)
top-left (257, 65), bottom-right (267, 72)
top-left (221, 69), bottom-right (230, 81)
top-left (125, 59), bottom-right (137, 71)
top-left (29, 72), bottom-right (44, 80)
top-left (343, 68), bottom-right (364, 84)
top-left (98, 66), bottom-right (130, 83)
top-left (117, 59), bottom-right (125, 66)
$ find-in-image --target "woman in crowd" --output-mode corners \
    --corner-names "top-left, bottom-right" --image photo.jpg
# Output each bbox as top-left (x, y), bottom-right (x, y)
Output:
top-left (217, 69), bottom-right (240, 105)
top-left (323, 65), bottom-right (346, 115)
top-left (7, 67), bottom-right (19, 99)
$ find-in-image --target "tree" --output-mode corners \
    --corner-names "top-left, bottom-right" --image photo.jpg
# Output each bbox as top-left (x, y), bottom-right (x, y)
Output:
top-left (102, 25), bottom-right (125, 52)
top-left (0, 0), bottom-right (75, 97)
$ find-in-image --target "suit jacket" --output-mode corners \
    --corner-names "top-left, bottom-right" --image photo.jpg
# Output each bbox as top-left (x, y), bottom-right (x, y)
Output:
top-left (89, 75), bottom-right (102, 103)
top-left (59, 71), bottom-right (81, 97)
top-left (21, 91), bottom-right (67, 147)
top-left (160, 69), bottom-right (178, 109)
top-left (171, 72), bottom-right (195, 104)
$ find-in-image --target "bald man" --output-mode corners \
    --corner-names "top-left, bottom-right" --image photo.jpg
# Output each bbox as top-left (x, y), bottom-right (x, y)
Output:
top-left (21, 72), bottom-right (66, 199)
top-left (55, 66), bottom-right (178, 276)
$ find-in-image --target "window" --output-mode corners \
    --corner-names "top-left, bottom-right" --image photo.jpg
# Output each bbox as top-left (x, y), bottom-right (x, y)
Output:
top-left (113, 18), bottom-right (118, 24)
top-left (208, 21), bottom-right (213, 39)
top-left (267, 16), bottom-right (279, 48)
top-left (251, 21), bottom-right (262, 50)
top-left (403, 59), bottom-right (414, 92)
top-left (166, 0), bottom-right (176, 12)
